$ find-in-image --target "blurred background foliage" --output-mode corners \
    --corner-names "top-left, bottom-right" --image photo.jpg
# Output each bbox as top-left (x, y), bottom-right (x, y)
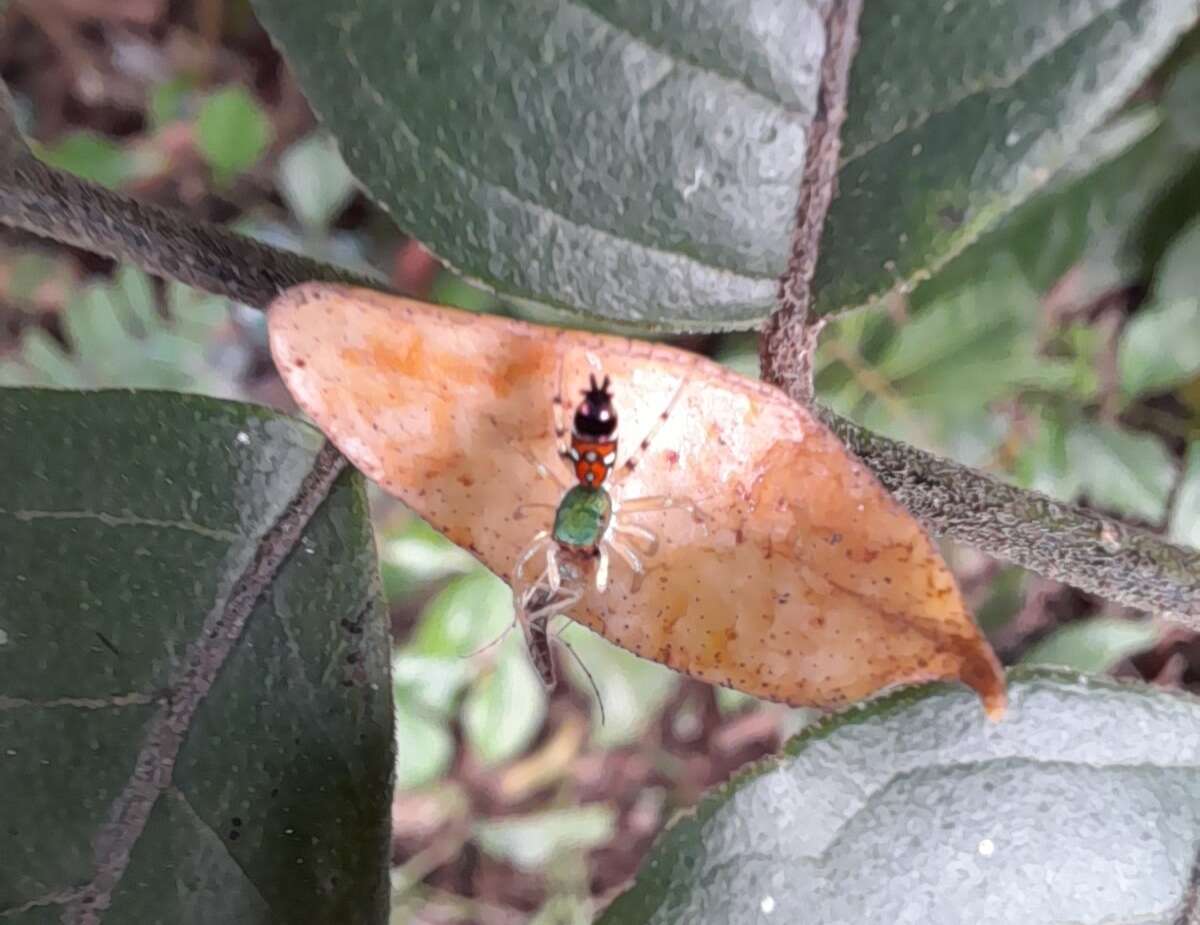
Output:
top-left (1, 3), bottom-right (1197, 922)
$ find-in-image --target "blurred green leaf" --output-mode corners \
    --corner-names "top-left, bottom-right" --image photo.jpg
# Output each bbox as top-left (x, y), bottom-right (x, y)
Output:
top-left (148, 76), bottom-right (196, 128)
top-left (559, 624), bottom-right (679, 748)
top-left (600, 670), bottom-right (1200, 925)
top-left (277, 133), bottom-right (358, 232)
top-left (407, 570), bottom-right (513, 659)
top-left (253, 0), bottom-right (1194, 329)
top-left (0, 390), bottom-right (392, 923)
top-left (474, 806), bottom-right (617, 872)
top-left (392, 653), bottom-right (473, 718)
top-left (34, 131), bottom-right (134, 188)
top-left (462, 634), bottom-right (547, 766)
top-left (1164, 54), bottom-right (1200, 148)
top-left (1065, 421), bottom-right (1175, 523)
top-left (379, 516), bottom-right (476, 603)
top-left (1021, 617), bottom-right (1161, 672)
top-left (1118, 296), bottom-right (1200, 399)
top-left (1154, 213), bottom-right (1200, 303)
top-left (1169, 442), bottom-right (1200, 549)
top-left (0, 267), bottom-right (244, 395)
top-left (393, 703), bottom-right (455, 790)
top-left (196, 86), bottom-right (272, 184)
top-left (428, 272), bottom-right (500, 315)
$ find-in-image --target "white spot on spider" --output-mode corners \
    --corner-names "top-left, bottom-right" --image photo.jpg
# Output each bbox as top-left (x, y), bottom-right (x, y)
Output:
top-left (585, 451), bottom-right (599, 462)
top-left (603, 452), bottom-right (616, 465)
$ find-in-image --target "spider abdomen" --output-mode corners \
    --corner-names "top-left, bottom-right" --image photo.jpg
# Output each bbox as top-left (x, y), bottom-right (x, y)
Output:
top-left (552, 484), bottom-right (612, 550)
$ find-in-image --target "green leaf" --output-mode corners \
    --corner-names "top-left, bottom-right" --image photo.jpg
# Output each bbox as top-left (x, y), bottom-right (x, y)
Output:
top-left (1021, 617), bottom-right (1161, 672)
top-left (1118, 296), bottom-right (1200, 399)
top-left (0, 267), bottom-right (243, 395)
top-left (1169, 442), bottom-right (1200, 549)
top-left (252, 0), bottom-right (1195, 329)
top-left (392, 701), bottom-right (455, 790)
top-left (558, 624), bottom-right (679, 748)
top-left (474, 806), bottom-right (617, 872)
top-left (277, 133), bottom-right (358, 232)
top-left (462, 634), bottom-right (547, 766)
top-left (813, 0), bottom-right (1198, 318)
top-left (599, 670), bottom-right (1200, 925)
top-left (1065, 421), bottom-right (1176, 523)
top-left (33, 131), bottom-right (134, 188)
top-left (0, 389), bottom-right (392, 923)
top-left (195, 86), bottom-right (272, 184)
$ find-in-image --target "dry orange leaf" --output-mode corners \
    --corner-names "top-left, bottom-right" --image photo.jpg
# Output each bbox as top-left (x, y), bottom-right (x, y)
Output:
top-left (268, 284), bottom-right (1006, 719)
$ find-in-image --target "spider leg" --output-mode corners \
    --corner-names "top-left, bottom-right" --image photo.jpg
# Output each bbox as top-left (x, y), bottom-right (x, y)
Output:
top-left (611, 519), bottom-right (659, 556)
top-left (513, 530), bottom-right (552, 586)
top-left (513, 501), bottom-right (557, 522)
top-left (605, 534), bottom-right (646, 593)
top-left (612, 375), bottom-right (689, 486)
top-left (516, 447), bottom-right (567, 492)
top-left (594, 544), bottom-right (611, 592)
top-left (618, 494), bottom-right (705, 526)
top-left (551, 354), bottom-right (576, 475)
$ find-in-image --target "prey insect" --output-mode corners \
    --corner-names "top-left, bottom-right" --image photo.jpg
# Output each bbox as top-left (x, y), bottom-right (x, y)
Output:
top-left (509, 364), bottom-right (700, 697)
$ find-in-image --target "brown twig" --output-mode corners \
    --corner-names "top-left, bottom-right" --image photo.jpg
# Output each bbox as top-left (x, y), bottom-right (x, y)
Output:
top-left (759, 0), bottom-right (864, 403)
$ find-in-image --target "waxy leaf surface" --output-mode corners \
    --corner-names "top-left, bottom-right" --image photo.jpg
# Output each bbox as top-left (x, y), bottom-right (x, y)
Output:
top-left (0, 390), bottom-right (392, 924)
top-left (269, 285), bottom-right (1004, 715)
top-left (251, 0), bottom-right (1195, 328)
top-left (599, 671), bottom-right (1200, 925)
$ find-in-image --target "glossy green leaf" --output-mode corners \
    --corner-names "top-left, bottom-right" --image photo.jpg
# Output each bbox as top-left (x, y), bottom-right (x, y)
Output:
top-left (252, 0), bottom-right (1194, 329)
top-left (1021, 617), bottom-right (1161, 672)
top-left (600, 671), bottom-right (1200, 925)
top-left (0, 390), bottom-right (392, 924)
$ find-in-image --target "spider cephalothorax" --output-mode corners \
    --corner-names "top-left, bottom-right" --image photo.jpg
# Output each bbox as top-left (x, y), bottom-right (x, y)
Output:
top-left (568, 374), bottom-right (618, 486)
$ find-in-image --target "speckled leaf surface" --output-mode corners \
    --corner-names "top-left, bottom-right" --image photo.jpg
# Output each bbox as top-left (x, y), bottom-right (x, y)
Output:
top-left (814, 0), bottom-right (1197, 317)
top-left (0, 390), bottom-right (392, 924)
top-left (599, 670), bottom-right (1200, 925)
top-left (252, 0), bottom-right (1194, 329)
top-left (268, 285), bottom-right (1005, 716)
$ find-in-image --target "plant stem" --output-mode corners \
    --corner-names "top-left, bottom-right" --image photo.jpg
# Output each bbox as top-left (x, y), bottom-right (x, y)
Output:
top-left (820, 410), bottom-right (1200, 625)
top-left (759, 0), bottom-right (862, 402)
top-left (0, 84), bottom-right (381, 310)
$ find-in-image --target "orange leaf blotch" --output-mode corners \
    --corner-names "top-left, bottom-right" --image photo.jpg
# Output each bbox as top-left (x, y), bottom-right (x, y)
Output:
top-left (268, 284), bottom-right (1006, 719)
